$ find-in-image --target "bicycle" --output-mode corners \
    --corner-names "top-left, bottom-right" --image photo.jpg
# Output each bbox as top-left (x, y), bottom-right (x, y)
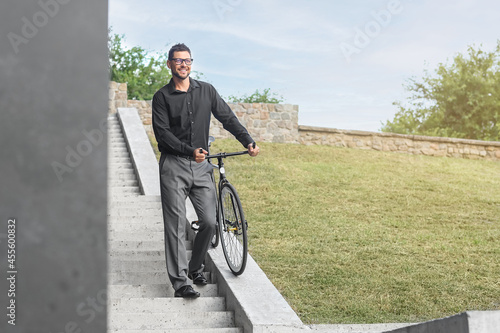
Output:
top-left (204, 137), bottom-right (254, 275)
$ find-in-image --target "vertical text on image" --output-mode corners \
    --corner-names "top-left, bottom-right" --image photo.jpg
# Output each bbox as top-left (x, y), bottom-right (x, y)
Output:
top-left (6, 218), bottom-right (17, 326)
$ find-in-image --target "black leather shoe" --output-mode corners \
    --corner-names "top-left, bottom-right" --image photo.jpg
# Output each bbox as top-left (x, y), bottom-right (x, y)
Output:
top-left (188, 272), bottom-right (208, 285)
top-left (174, 285), bottom-right (200, 298)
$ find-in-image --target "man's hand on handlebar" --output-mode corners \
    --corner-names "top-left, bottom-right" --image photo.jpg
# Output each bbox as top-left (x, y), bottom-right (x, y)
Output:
top-left (248, 142), bottom-right (260, 157)
top-left (194, 148), bottom-right (208, 163)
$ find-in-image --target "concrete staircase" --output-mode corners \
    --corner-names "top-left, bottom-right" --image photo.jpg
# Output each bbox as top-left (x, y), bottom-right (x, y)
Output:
top-left (107, 113), bottom-right (243, 333)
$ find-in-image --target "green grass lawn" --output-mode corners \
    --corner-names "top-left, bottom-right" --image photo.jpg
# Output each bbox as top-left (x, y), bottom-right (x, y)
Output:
top-left (150, 136), bottom-right (500, 324)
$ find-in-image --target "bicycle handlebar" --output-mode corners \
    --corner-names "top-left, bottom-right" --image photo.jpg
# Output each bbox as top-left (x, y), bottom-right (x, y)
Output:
top-left (206, 150), bottom-right (248, 159)
top-left (205, 142), bottom-right (256, 159)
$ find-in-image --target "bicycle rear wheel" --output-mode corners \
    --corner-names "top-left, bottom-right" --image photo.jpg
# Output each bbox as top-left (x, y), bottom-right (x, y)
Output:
top-left (219, 182), bottom-right (247, 275)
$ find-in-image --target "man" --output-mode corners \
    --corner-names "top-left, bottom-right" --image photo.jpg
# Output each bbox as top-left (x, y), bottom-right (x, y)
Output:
top-left (152, 43), bottom-right (259, 298)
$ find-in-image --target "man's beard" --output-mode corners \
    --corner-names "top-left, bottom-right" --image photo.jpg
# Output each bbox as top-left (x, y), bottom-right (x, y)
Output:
top-left (172, 70), bottom-right (189, 80)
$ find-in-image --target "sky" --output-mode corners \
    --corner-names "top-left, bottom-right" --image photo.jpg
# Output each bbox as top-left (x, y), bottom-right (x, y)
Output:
top-left (108, 0), bottom-right (500, 132)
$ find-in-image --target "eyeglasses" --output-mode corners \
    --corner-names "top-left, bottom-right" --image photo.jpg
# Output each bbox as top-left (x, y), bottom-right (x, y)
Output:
top-left (171, 58), bottom-right (193, 65)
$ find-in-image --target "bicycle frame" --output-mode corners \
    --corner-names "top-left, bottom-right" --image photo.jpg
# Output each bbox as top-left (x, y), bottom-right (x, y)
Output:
top-left (207, 149), bottom-right (250, 213)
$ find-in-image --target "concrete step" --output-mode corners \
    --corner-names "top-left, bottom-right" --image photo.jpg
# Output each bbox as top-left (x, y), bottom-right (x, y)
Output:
top-left (108, 161), bottom-right (132, 165)
top-left (108, 223), bottom-right (164, 233)
top-left (108, 193), bottom-right (153, 198)
top-left (109, 250), bottom-right (165, 261)
top-left (109, 260), bottom-right (166, 273)
top-left (109, 136), bottom-right (128, 141)
top-left (109, 143), bottom-right (127, 149)
top-left (109, 139), bottom-right (126, 145)
top-left (108, 162), bottom-right (133, 167)
top-left (109, 257), bottom-right (200, 273)
top-left (108, 174), bottom-right (136, 180)
top-left (108, 232), bottom-right (164, 242)
top-left (110, 147), bottom-right (128, 152)
top-left (109, 169), bottom-right (135, 176)
top-left (109, 327), bottom-right (243, 333)
top-left (108, 183), bottom-right (138, 189)
top-left (110, 195), bottom-right (161, 202)
top-left (108, 284), bottom-right (218, 298)
top-left (109, 158), bottom-right (130, 163)
top-left (109, 180), bottom-right (139, 187)
top-left (110, 153), bottom-right (130, 158)
top-left (110, 187), bottom-right (141, 195)
top-left (108, 240), bottom-right (187, 251)
top-left (108, 169), bottom-right (134, 174)
top-left (108, 208), bottom-right (162, 217)
top-left (109, 156), bottom-right (130, 160)
top-left (108, 168), bottom-right (134, 173)
top-left (109, 146), bottom-right (127, 151)
top-left (108, 173), bottom-right (136, 180)
top-left (109, 134), bottom-right (126, 139)
top-left (109, 200), bottom-right (162, 208)
top-left (111, 157), bottom-right (134, 163)
top-left (108, 212), bottom-right (160, 219)
top-left (108, 312), bottom-right (235, 330)
top-left (108, 220), bottom-right (164, 228)
top-left (109, 271), bottom-right (213, 285)
top-left (109, 297), bottom-right (227, 313)
top-left (109, 191), bottom-right (142, 197)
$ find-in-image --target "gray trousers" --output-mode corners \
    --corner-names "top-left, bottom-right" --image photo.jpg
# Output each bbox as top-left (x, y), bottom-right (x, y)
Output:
top-left (159, 154), bottom-right (217, 291)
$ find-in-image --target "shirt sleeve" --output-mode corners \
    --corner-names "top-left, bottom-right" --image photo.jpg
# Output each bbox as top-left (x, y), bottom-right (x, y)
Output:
top-left (210, 87), bottom-right (254, 148)
top-left (152, 92), bottom-right (196, 156)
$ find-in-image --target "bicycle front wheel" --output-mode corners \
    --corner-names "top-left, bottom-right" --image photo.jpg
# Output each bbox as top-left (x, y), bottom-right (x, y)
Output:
top-left (219, 182), bottom-right (247, 275)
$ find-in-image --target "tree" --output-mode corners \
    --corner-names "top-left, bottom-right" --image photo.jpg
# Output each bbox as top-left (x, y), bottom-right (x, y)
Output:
top-left (108, 29), bottom-right (171, 100)
top-left (227, 88), bottom-right (284, 104)
top-left (381, 41), bottom-right (500, 141)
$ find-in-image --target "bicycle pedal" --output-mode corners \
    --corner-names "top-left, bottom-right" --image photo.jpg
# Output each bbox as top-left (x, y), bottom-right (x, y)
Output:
top-left (191, 221), bottom-right (200, 231)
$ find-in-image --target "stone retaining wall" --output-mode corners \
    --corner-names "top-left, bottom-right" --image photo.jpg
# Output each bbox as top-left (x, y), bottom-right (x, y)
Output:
top-left (210, 102), bottom-right (299, 144)
top-left (299, 126), bottom-right (500, 161)
top-left (109, 81), bottom-right (500, 161)
top-left (109, 81), bottom-right (128, 114)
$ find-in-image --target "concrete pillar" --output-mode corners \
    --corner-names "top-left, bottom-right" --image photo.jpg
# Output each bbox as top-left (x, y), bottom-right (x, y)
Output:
top-left (0, 0), bottom-right (108, 332)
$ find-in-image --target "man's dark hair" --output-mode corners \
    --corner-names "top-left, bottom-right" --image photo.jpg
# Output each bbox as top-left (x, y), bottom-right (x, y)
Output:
top-left (168, 43), bottom-right (191, 60)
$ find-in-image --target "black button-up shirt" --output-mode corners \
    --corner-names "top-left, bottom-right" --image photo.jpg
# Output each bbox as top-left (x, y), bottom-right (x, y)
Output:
top-left (152, 78), bottom-right (254, 157)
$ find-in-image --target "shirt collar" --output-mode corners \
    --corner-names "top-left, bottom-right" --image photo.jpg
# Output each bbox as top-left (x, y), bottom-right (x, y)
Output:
top-left (167, 77), bottom-right (200, 94)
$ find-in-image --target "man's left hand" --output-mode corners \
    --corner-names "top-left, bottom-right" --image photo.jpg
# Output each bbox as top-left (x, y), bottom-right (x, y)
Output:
top-left (248, 143), bottom-right (260, 157)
